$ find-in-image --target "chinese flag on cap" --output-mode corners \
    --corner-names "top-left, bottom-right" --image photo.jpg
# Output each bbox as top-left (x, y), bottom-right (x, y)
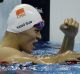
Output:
top-left (16, 8), bottom-right (25, 17)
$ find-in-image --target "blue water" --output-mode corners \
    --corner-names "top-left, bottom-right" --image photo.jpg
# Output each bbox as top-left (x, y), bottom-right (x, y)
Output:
top-left (30, 41), bottom-right (80, 74)
top-left (32, 41), bottom-right (60, 56)
top-left (0, 41), bottom-right (80, 74)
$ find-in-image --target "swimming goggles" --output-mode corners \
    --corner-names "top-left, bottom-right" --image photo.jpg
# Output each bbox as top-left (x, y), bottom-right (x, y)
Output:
top-left (34, 21), bottom-right (45, 30)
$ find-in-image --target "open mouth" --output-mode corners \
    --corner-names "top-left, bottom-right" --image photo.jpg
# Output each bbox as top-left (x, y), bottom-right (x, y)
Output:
top-left (33, 42), bottom-right (36, 47)
top-left (32, 41), bottom-right (38, 49)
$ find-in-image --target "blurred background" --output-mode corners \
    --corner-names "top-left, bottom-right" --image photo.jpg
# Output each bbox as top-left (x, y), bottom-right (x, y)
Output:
top-left (0, 0), bottom-right (80, 45)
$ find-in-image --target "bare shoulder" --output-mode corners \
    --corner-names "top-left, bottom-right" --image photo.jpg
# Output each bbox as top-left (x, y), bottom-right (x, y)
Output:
top-left (0, 45), bottom-right (37, 63)
top-left (0, 45), bottom-right (23, 60)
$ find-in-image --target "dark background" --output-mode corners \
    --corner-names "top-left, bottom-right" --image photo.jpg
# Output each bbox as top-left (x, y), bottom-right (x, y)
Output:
top-left (22, 0), bottom-right (50, 41)
top-left (0, 0), bottom-right (3, 2)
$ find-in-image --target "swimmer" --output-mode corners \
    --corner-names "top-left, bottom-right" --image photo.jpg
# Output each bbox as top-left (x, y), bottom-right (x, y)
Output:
top-left (0, 4), bottom-right (44, 63)
top-left (0, 4), bottom-right (80, 64)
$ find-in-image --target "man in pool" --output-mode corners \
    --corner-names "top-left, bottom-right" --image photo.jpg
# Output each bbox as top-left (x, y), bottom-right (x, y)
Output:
top-left (0, 4), bottom-right (80, 64)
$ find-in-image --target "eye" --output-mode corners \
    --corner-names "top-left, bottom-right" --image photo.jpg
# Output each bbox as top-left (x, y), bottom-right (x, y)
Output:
top-left (35, 29), bottom-right (40, 33)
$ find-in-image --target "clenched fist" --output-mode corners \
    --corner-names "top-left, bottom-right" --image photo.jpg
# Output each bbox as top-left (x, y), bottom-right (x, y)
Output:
top-left (60, 18), bottom-right (79, 37)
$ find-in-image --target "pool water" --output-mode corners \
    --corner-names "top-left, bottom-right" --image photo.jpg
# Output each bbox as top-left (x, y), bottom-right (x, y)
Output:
top-left (0, 41), bottom-right (80, 74)
top-left (30, 41), bottom-right (80, 74)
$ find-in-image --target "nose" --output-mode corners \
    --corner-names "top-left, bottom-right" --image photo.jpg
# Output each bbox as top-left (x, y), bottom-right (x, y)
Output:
top-left (36, 32), bottom-right (42, 40)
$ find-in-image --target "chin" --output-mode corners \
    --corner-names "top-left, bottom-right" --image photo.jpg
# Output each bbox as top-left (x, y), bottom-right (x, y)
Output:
top-left (27, 49), bottom-right (32, 54)
top-left (26, 47), bottom-right (33, 54)
top-left (24, 43), bottom-right (34, 53)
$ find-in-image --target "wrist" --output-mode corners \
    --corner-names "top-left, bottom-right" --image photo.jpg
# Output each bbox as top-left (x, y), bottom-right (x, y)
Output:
top-left (65, 35), bottom-right (75, 39)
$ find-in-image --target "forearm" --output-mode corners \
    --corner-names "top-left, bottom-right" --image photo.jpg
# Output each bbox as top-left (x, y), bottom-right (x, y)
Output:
top-left (3, 55), bottom-right (35, 63)
top-left (3, 52), bottom-right (80, 64)
top-left (59, 35), bottom-right (75, 53)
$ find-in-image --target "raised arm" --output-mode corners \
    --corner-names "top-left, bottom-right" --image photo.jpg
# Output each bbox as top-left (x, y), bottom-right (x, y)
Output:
top-left (58, 18), bottom-right (79, 53)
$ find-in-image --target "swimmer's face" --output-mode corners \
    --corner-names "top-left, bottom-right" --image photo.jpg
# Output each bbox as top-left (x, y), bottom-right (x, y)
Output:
top-left (18, 27), bottom-right (41, 53)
